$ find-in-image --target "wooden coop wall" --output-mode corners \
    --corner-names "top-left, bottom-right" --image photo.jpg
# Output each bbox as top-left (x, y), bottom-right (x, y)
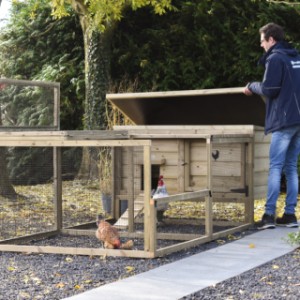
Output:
top-left (114, 125), bottom-right (269, 202)
top-left (116, 139), bottom-right (251, 197)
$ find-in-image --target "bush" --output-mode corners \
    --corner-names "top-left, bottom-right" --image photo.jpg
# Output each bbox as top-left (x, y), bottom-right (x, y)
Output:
top-left (287, 231), bottom-right (300, 246)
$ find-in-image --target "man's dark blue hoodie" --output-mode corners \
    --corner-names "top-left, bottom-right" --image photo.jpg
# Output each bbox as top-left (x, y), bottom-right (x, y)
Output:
top-left (248, 41), bottom-right (300, 134)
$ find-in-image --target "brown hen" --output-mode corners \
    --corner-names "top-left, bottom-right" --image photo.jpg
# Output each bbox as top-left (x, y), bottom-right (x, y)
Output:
top-left (95, 217), bottom-right (134, 249)
top-left (96, 219), bottom-right (121, 249)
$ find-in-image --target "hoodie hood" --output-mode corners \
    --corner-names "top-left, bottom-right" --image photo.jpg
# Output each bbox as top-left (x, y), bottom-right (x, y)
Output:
top-left (258, 41), bottom-right (298, 66)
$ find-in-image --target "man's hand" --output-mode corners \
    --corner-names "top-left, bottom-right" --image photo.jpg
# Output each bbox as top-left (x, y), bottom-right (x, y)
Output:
top-left (243, 85), bottom-right (253, 96)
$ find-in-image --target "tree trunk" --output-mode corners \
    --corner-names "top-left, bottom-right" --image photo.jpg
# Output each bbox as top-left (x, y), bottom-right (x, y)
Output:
top-left (77, 20), bottom-right (113, 179)
top-left (85, 30), bottom-right (111, 130)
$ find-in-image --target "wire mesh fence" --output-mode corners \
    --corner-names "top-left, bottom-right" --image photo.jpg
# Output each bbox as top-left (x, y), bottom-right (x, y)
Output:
top-left (0, 135), bottom-right (253, 258)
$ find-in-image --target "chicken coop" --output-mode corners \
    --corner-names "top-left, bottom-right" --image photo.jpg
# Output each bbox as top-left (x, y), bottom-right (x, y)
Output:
top-left (105, 88), bottom-right (271, 257)
top-left (0, 79), bottom-right (270, 258)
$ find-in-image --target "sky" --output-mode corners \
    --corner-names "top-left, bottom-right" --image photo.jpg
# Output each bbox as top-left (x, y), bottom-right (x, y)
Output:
top-left (0, 0), bottom-right (12, 24)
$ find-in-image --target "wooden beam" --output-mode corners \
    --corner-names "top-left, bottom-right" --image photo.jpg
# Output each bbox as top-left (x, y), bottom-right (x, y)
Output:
top-left (107, 87), bottom-right (245, 100)
top-left (211, 223), bottom-right (252, 240)
top-left (154, 189), bottom-right (210, 210)
top-left (0, 230), bottom-right (60, 244)
top-left (0, 244), bottom-right (154, 258)
top-left (0, 139), bottom-right (151, 147)
top-left (155, 236), bottom-right (211, 257)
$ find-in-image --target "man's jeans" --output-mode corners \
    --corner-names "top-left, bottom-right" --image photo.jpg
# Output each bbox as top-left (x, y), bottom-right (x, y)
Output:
top-left (266, 124), bottom-right (300, 216)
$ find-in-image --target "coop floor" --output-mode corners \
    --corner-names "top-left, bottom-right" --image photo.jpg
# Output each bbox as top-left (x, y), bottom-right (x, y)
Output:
top-left (62, 226), bottom-right (299, 300)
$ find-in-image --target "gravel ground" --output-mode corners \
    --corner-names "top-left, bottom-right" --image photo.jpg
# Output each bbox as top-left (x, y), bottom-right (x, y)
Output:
top-left (182, 248), bottom-right (300, 300)
top-left (0, 227), bottom-right (299, 300)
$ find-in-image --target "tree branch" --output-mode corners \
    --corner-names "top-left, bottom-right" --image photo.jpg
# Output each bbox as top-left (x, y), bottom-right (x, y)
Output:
top-left (267, 0), bottom-right (300, 6)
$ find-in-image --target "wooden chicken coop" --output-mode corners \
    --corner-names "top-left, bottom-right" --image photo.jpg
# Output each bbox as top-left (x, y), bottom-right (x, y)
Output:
top-left (0, 79), bottom-right (270, 258)
top-left (105, 87), bottom-right (271, 256)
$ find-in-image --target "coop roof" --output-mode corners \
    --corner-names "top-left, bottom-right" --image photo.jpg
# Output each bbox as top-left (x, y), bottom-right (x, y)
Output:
top-left (106, 87), bottom-right (265, 126)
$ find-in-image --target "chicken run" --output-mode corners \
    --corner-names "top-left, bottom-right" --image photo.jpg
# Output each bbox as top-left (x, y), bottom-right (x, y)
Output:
top-left (0, 79), bottom-right (270, 258)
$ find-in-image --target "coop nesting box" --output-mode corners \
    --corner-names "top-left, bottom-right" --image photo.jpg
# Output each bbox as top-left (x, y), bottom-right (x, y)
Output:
top-left (107, 87), bottom-right (270, 224)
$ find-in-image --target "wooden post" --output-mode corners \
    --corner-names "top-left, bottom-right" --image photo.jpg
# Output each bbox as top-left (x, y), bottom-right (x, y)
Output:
top-left (128, 147), bottom-right (134, 232)
top-left (205, 137), bottom-right (213, 238)
top-left (245, 140), bottom-right (254, 224)
top-left (143, 144), bottom-right (155, 252)
top-left (53, 147), bottom-right (62, 230)
top-left (184, 140), bottom-right (191, 191)
top-left (53, 85), bottom-right (60, 129)
top-left (112, 147), bottom-right (121, 220)
top-left (178, 140), bottom-right (185, 192)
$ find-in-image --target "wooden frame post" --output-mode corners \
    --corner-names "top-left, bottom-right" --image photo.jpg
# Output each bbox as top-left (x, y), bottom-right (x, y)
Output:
top-left (245, 140), bottom-right (254, 224)
top-left (54, 147), bottom-right (62, 230)
top-left (205, 137), bottom-right (213, 238)
top-left (143, 144), bottom-right (155, 253)
top-left (127, 147), bottom-right (135, 232)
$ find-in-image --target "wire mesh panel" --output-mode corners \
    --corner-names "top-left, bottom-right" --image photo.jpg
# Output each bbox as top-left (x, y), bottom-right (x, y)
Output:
top-left (0, 78), bottom-right (59, 129)
top-left (0, 132), bottom-right (253, 258)
top-left (0, 146), bottom-right (56, 240)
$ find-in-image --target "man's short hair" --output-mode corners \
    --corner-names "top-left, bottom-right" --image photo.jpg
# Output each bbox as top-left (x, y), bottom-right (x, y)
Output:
top-left (259, 23), bottom-right (285, 42)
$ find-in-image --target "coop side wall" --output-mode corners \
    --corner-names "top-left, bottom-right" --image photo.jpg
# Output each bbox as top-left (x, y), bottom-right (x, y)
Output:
top-left (114, 126), bottom-right (265, 202)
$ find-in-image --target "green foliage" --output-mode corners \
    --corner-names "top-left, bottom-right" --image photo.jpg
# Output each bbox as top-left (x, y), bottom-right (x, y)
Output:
top-left (287, 231), bottom-right (300, 246)
top-left (110, 0), bottom-right (300, 91)
top-left (0, 0), bottom-right (85, 183)
top-left (0, 0), bottom-right (85, 130)
top-left (51, 0), bottom-right (176, 32)
top-left (0, 85), bottom-right (54, 127)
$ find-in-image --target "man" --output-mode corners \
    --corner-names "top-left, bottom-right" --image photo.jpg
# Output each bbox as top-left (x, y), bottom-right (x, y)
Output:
top-left (244, 23), bottom-right (300, 229)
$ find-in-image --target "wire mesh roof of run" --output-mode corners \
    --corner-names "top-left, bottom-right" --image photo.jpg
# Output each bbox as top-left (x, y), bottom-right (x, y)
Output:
top-left (106, 87), bottom-right (265, 126)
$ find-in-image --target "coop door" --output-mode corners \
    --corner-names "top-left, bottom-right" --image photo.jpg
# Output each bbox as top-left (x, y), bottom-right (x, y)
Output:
top-left (211, 142), bottom-right (249, 196)
top-left (141, 165), bottom-right (160, 192)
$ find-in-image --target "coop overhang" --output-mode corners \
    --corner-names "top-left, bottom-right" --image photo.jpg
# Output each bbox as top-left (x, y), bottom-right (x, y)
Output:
top-left (106, 87), bottom-right (265, 126)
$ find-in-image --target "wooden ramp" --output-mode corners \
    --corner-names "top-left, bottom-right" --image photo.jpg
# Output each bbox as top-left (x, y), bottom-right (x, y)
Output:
top-left (114, 194), bottom-right (144, 228)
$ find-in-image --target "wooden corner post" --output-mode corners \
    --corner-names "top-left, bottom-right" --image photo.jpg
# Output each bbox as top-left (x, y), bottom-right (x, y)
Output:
top-left (205, 137), bottom-right (213, 238)
top-left (143, 143), bottom-right (156, 254)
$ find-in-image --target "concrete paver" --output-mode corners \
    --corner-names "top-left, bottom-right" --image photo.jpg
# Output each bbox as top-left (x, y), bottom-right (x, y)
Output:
top-left (63, 227), bottom-right (299, 300)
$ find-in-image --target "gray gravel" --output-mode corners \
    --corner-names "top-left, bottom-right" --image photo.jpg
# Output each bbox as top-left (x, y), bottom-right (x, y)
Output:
top-left (182, 248), bottom-right (300, 300)
top-left (0, 228), bottom-right (299, 300)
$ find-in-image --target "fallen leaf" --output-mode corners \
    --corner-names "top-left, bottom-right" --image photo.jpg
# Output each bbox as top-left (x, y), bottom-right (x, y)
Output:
top-left (125, 266), bottom-right (135, 273)
top-left (7, 266), bottom-right (16, 271)
top-left (65, 257), bottom-right (73, 263)
top-left (272, 264), bottom-right (280, 269)
top-left (259, 276), bottom-right (268, 281)
top-left (84, 279), bottom-right (93, 284)
top-left (18, 291), bottom-right (31, 299)
top-left (56, 282), bottom-right (65, 288)
top-left (74, 284), bottom-right (81, 290)
top-left (100, 254), bottom-right (107, 260)
top-left (32, 276), bottom-right (42, 285)
top-left (23, 275), bottom-right (30, 284)
top-left (249, 243), bottom-right (256, 248)
top-left (216, 239), bottom-right (226, 245)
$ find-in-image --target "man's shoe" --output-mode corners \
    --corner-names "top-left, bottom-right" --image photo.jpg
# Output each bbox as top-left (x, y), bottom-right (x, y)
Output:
top-left (256, 213), bottom-right (276, 230)
top-left (276, 213), bottom-right (299, 228)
